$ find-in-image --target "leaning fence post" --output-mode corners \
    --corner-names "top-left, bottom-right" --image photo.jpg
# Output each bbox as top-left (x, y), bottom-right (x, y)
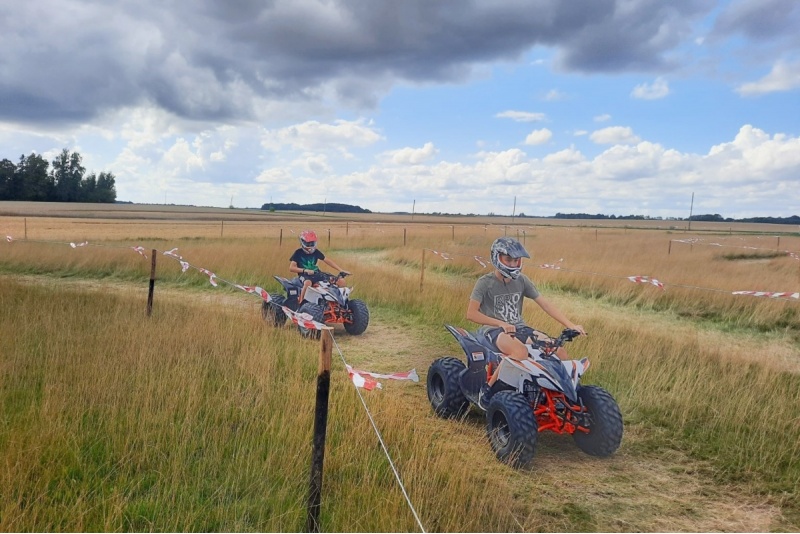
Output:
top-left (279, 229), bottom-right (283, 247)
top-left (24, 218), bottom-right (27, 239)
top-left (306, 330), bottom-right (333, 533)
top-left (146, 249), bottom-right (157, 317)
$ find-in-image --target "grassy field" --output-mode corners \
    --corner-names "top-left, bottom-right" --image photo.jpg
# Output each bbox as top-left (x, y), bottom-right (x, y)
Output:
top-left (1, 202), bottom-right (799, 531)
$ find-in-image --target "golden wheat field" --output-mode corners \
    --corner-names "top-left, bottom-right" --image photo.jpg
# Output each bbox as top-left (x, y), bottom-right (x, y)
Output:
top-left (1, 201), bottom-right (799, 532)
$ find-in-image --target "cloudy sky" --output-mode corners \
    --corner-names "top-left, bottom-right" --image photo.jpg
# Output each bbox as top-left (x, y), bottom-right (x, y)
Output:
top-left (1, 0), bottom-right (798, 218)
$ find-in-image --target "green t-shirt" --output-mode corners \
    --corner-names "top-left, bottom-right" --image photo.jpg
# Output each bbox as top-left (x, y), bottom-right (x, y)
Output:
top-left (470, 272), bottom-right (540, 326)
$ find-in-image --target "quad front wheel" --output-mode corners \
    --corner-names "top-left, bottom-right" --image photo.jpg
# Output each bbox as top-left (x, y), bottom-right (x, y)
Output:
top-left (427, 357), bottom-right (469, 418)
top-left (344, 299), bottom-right (369, 335)
top-left (572, 385), bottom-right (623, 457)
top-left (486, 391), bottom-right (538, 468)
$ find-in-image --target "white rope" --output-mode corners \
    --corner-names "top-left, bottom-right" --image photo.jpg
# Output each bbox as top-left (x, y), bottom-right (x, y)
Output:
top-left (329, 331), bottom-right (426, 533)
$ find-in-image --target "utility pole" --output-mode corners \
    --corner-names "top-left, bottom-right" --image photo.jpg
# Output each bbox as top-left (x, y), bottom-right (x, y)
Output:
top-left (512, 196), bottom-right (516, 223)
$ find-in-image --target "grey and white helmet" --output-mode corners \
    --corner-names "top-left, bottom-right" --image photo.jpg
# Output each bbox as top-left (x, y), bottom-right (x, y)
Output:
top-left (490, 237), bottom-right (530, 280)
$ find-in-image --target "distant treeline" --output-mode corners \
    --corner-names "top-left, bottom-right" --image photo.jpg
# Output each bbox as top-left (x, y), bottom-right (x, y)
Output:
top-left (555, 212), bottom-right (800, 225)
top-left (1, 149), bottom-right (117, 203)
top-left (261, 202), bottom-right (371, 213)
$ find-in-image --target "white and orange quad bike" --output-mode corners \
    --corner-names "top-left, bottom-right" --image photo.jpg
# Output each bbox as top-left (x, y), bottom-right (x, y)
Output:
top-left (262, 272), bottom-right (369, 338)
top-left (427, 326), bottom-right (623, 468)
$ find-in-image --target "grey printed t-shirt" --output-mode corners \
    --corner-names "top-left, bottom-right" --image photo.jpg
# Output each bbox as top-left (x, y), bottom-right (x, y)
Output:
top-left (470, 272), bottom-right (540, 325)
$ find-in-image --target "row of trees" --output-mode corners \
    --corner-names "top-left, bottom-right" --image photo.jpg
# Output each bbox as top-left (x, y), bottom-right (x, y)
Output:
top-left (0, 149), bottom-right (116, 203)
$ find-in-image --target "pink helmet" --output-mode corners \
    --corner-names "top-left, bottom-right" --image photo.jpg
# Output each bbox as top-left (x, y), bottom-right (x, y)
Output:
top-left (299, 230), bottom-right (317, 252)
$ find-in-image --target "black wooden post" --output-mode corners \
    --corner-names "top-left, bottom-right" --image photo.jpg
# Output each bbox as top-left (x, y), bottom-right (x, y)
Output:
top-left (306, 331), bottom-right (333, 533)
top-left (279, 229), bottom-right (283, 247)
top-left (146, 249), bottom-right (156, 316)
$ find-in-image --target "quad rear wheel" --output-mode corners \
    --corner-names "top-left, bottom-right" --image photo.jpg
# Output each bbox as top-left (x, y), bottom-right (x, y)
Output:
top-left (486, 391), bottom-right (538, 468)
top-left (572, 385), bottom-right (623, 457)
top-left (261, 295), bottom-right (288, 327)
top-left (427, 357), bottom-right (469, 418)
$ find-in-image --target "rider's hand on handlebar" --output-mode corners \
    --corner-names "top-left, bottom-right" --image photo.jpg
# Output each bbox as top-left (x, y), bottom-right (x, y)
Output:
top-left (570, 324), bottom-right (587, 336)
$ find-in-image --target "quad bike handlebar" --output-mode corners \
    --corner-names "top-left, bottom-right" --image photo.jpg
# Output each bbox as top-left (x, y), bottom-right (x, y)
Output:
top-left (533, 328), bottom-right (585, 355)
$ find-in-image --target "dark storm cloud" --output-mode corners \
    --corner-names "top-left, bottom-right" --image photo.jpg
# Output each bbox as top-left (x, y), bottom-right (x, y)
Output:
top-left (0, 0), bottom-right (723, 126)
top-left (713, 0), bottom-right (800, 40)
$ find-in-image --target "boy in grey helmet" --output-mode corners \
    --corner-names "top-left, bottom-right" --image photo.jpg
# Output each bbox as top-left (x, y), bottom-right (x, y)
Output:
top-left (467, 237), bottom-right (586, 408)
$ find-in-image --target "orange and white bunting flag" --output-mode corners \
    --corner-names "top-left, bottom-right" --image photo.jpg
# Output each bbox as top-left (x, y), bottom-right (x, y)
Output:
top-left (70, 241), bottom-right (89, 248)
top-left (131, 246), bottom-right (147, 258)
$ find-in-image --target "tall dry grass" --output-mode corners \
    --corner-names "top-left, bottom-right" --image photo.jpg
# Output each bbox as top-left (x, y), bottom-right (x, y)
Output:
top-left (1, 216), bottom-right (800, 530)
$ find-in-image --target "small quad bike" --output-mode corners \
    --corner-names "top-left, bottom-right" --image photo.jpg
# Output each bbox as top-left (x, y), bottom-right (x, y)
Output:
top-left (427, 326), bottom-right (623, 468)
top-left (262, 272), bottom-right (370, 338)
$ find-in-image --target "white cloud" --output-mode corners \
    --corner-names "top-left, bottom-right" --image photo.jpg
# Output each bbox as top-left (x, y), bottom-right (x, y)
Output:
top-left (495, 110), bottom-right (547, 122)
top-left (590, 126), bottom-right (642, 145)
top-left (524, 128), bottom-right (553, 145)
top-left (594, 114), bottom-right (612, 122)
top-left (736, 60), bottom-right (800, 96)
top-left (260, 119), bottom-right (382, 156)
top-left (382, 142), bottom-right (438, 165)
top-left (543, 89), bottom-right (567, 101)
top-left (631, 77), bottom-right (670, 100)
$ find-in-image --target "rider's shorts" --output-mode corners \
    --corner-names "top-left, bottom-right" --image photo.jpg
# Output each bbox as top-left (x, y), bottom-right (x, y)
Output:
top-left (299, 271), bottom-right (329, 284)
top-left (477, 324), bottom-right (548, 351)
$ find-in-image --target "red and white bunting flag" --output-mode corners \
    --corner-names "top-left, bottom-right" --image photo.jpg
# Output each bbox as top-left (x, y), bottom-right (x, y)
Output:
top-left (164, 248), bottom-right (181, 258)
top-left (70, 241), bottom-right (89, 248)
top-left (429, 249), bottom-right (451, 260)
top-left (235, 285), bottom-right (271, 302)
top-left (732, 291), bottom-right (800, 300)
top-left (627, 275), bottom-right (665, 290)
top-left (474, 256), bottom-right (487, 268)
top-left (131, 246), bottom-right (147, 258)
top-left (349, 369), bottom-right (382, 390)
top-left (540, 258), bottom-right (564, 270)
top-left (283, 307), bottom-right (326, 330)
top-left (179, 261), bottom-right (190, 272)
top-left (6, 236), bottom-right (13, 242)
top-left (788, 252), bottom-right (799, 261)
top-left (197, 268), bottom-right (218, 287)
top-left (346, 365), bottom-right (419, 383)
